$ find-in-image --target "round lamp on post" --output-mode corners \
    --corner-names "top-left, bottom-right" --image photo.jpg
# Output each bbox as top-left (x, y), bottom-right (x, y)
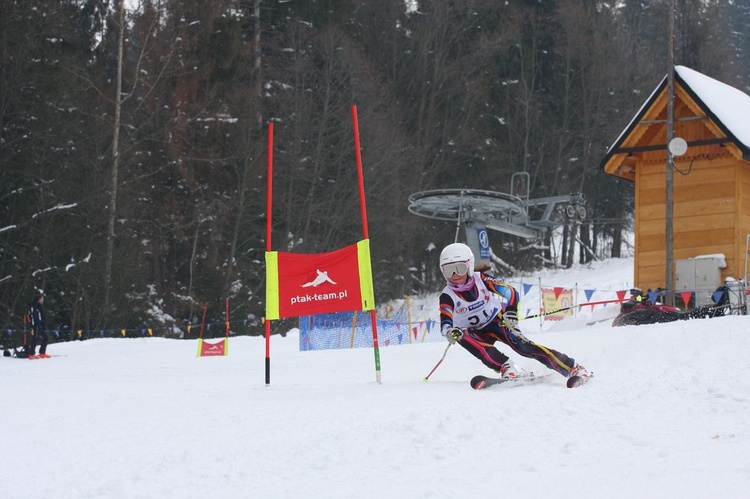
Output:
top-left (668, 137), bottom-right (688, 157)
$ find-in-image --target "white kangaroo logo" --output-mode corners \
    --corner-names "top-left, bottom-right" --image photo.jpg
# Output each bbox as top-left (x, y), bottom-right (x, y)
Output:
top-left (301, 269), bottom-right (337, 288)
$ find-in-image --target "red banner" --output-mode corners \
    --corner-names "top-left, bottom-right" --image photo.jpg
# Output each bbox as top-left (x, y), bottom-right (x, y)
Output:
top-left (266, 242), bottom-right (374, 319)
top-left (197, 338), bottom-right (228, 357)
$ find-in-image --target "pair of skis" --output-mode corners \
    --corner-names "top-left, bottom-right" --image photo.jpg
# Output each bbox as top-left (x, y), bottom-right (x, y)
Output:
top-left (424, 343), bottom-right (592, 389)
top-left (470, 372), bottom-right (592, 390)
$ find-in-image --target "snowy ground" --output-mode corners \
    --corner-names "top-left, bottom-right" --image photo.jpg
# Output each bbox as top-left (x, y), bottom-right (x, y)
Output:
top-left (3, 257), bottom-right (750, 499)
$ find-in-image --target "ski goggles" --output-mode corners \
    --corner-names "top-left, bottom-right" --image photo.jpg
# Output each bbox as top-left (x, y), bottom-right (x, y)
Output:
top-left (441, 261), bottom-right (470, 279)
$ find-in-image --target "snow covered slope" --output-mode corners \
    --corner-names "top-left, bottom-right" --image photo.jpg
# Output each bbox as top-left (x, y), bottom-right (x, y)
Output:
top-left (3, 258), bottom-right (749, 499)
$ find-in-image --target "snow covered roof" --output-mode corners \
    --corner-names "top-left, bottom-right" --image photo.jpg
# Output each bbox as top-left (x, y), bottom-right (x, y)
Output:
top-left (600, 66), bottom-right (750, 177)
top-left (675, 65), bottom-right (750, 151)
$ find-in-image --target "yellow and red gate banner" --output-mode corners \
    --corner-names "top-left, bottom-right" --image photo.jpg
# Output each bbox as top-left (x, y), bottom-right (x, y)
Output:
top-left (265, 239), bottom-right (375, 320)
top-left (197, 338), bottom-right (229, 357)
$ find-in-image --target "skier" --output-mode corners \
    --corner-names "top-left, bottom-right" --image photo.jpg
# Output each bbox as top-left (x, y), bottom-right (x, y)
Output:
top-left (28, 293), bottom-right (50, 359)
top-left (438, 242), bottom-right (588, 380)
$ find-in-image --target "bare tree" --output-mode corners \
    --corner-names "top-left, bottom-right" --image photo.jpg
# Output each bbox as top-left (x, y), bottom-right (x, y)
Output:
top-left (102, 2), bottom-right (125, 313)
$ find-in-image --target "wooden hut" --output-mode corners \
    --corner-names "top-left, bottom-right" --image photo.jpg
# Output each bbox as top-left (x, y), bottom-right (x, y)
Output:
top-left (600, 66), bottom-right (750, 297)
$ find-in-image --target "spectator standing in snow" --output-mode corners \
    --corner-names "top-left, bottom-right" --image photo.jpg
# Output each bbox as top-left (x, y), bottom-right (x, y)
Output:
top-left (438, 242), bottom-right (589, 380)
top-left (717, 277), bottom-right (734, 309)
top-left (28, 293), bottom-right (50, 359)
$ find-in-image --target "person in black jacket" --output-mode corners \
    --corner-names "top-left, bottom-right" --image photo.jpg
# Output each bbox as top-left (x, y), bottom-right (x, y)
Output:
top-left (28, 293), bottom-right (49, 359)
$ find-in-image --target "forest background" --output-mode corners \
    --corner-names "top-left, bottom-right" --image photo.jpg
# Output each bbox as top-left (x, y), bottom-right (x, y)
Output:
top-left (2, 0), bottom-right (749, 334)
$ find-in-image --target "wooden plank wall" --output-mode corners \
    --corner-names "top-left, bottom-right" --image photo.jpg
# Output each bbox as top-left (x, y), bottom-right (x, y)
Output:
top-left (738, 163), bottom-right (750, 280)
top-left (635, 153), bottom-right (738, 291)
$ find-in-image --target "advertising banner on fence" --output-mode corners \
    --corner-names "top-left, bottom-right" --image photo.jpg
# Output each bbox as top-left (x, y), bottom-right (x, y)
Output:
top-left (542, 287), bottom-right (574, 321)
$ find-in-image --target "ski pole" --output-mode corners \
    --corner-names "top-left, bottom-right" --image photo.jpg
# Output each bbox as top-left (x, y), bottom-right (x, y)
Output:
top-left (423, 343), bottom-right (452, 381)
top-left (523, 298), bottom-right (625, 320)
top-left (523, 306), bottom-right (576, 320)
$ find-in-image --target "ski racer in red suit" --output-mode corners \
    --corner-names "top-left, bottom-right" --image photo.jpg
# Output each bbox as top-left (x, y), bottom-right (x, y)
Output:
top-left (438, 242), bottom-right (589, 380)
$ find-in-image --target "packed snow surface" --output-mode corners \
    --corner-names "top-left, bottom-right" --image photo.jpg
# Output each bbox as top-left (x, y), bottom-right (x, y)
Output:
top-left (3, 257), bottom-right (750, 498)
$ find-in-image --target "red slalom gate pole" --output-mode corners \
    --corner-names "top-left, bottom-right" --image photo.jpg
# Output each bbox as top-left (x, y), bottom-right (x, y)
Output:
top-left (351, 105), bottom-right (382, 384)
top-left (265, 122), bottom-right (274, 385)
top-left (199, 303), bottom-right (208, 339)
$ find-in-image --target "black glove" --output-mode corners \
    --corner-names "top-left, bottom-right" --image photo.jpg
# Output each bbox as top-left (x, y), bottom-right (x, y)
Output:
top-left (503, 310), bottom-right (518, 329)
top-left (447, 328), bottom-right (463, 344)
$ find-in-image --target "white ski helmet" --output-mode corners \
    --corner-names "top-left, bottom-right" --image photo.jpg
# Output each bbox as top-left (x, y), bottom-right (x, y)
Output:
top-left (439, 242), bottom-right (475, 279)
